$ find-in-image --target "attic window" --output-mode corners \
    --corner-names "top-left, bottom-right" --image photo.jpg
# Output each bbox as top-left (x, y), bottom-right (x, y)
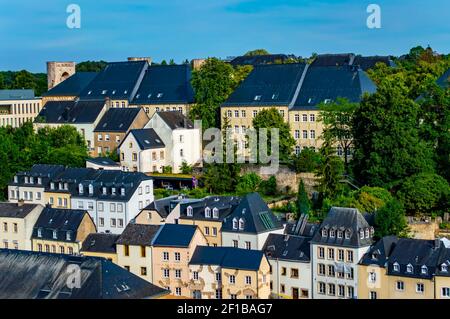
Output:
top-left (322, 229), bottom-right (328, 237)
top-left (205, 207), bottom-right (211, 218)
top-left (324, 99), bottom-right (332, 104)
top-left (52, 230), bottom-right (57, 239)
top-left (89, 184), bottom-right (94, 195)
top-left (147, 94), bottom-right (152, 98)
top-left (441, 264), bottom-right (448, 272)
top-left (37, 228), bottom-right (43, 238)
top-left (187, 206), bottom-right (193, 217)
top-left (144, 140), bottom-right (150, 144)
top-left (330, 229), bottom-right (336, 238)
top-left (308, 98), bottom-right (313, 104)
top-left (66, 231), bottom-right (72, 241)
top-left (155, 139), bottom-right (161, 144)
top-left (136, 94), bottom-right (140, 99)
top-left (337, 230), bottom-right (343, 239)
top-left (102, 187), bottom-right (107, 195)
top-left (393, 262), bottom-right (400, 272)
top-left (112, 90), bottom-right (116, 95)
top-left (282, 250), bottom-right (288, 257)
top-left (239, 218), bottom-right (245, 231)
top-left (102, 90), bottom-right (107, 95)
top-left (121, 188), bottom-right (125, 196)
top-left (406, 264), bottom-right (414, 273)
top-left (359, 229), bottom-right (365, 239)
top-left (157, 93), bottom-right (163, 98)
top-left (213, 208), bottom-right (219, 219)
top-left (232, 218), bottom-right (238, 230)
top-left (88, 91), bottom-right (92, 95)
top-left (103, 123), bottom-right (107, 127)
top-left (254, 95), bottom-right (262, 101)
top-left (421, 265), bottom-right (428, 275)
top-left (124, 90), bottom-right (128, 94)
top-left (272, 94), bottom-right (279, 100)
top-left (365, 228), bottom-right (370, 238)
top-left (345, 229), bottom-right (351, 239)
top-left (78, 184), bottom-right (83, 194)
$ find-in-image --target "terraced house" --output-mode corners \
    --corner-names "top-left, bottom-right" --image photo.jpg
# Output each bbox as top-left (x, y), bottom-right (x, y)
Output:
top-left (220, 58), bottom-right (377, 157)
top-left (31, 206), bottom-right (96, 255)
top-left (81, 233), bottom-right (120, 263)
top-left (0, 202), bottom-right (44, 251)
top-left (358, 237), bottom-right (450, 299)
top-left (189, 246), bottom-right (271, 299)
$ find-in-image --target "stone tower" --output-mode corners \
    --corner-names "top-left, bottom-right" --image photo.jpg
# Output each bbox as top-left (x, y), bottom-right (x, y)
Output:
top-left (191, 59), bottom-right (206, 70)
top-left (46, 61), bottom-right (76, 90)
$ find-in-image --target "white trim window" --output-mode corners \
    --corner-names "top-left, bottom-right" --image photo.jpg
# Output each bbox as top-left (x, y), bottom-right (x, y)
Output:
top-left (393, 262), bottom-right (400, 272)
top-left (245, 276), bottom-right (252, 285)
top-left (416, 283), bottom-right (425, 294)
top-left (396, 281), bottom-right (405, 291)
top-left (163, 252), bottom-right (169, 261)
top-left (187, 206), bottom-right (193, 217)
top-left (442, 287), bottom-right (450, 298)
top-left (205, 207), bottom-right (211, 218)
top-left (229, 275), bottom-right (236, 285)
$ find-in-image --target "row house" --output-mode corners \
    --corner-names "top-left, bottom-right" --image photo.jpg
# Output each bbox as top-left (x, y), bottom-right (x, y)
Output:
top-left (189, 246), bottom-right (271, 299)
top-left (34, 99), bottom-right (109, 154)
top-left (358, 236), bottom-right (450, 300)
top-left (220, 62), bottom-right (376, 157)
top-left (93, 107), bottom-right (149, 157)
top-left (31, 206), bottom-right (96, 255)
top-left (311, 207), bottom-right (374, 299)
top-left (134, 195), bottom-right (186, 225)
top-left (119, 111), bottom-right (201, 174)
top-left (0, 89), bottom-right (42, 128)
top-left (8, 165), bottom-right (155, 234)
top-left (80, 232), bottom-right (120, 263)
top-left (115, 223), bottom-right (207, 298)
top-left (0, 202), bottom-right (44, 251)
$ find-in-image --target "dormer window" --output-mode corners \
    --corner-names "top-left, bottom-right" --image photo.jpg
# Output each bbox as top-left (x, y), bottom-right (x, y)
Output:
top-left (102, 187), bottom-right (107, 195)
top-left (37, 177), bottom-right (42, 185)
top-left (407, 264), bottom-right (414, 273)
top-left (101, 90), bottom-right (107, 95)
top-left (254, 95), bottom-right (262, 101)
top-left (87, 91), bottom-right (92, 95)
top-left (213, 208), bottom-right (219, 219)
top-left (330, 229), bottom-right (336, 238)
top-left (365, 228), bottom-right (370, 238)
top-left (50, 182), bottom-right (55, 190)
top-left (345, 229), bottom-right (351, 239)
top-left (30, 177), bottom-right (34, 184)
top-left (14, 176), bottom-right (18, 183)
top-left (157, 93), bottom-right (163, 98)
top-left (112, 188), bottom-right (116, 196)
top-left (52, 230), bottom-right (57, 239)
top-left (88, 184), bottom-right (94, 195)
top-left (239, 218), bottom-right (245, 231)
top-left (187, 206), bottom-right (193, 217)
top-left (421, 265), bottom-right (428, 275)
top-left (205, 207), bottom-right (211, 218)
top-left (441, 264), bottom-right (448, 272)
top-left (79, 184), bottom-right (84, 194)
top-left (370, 227), bottom-right (375, 237)
top-left (359, 229), bottom-right (365, 239)
top-left (232, 218), bottom-right (238, 230)
top-left (37, 228), bottom-right (43, 238)
top-left (121, 188), bottom-right (125, 196)
top-left (337, 230), bottom-right (343, 239)
top-left (393, 262), bottom-right (400, 272)
top-left (59, 182), bottom-right (63, 190)
top-left (322, 229), bottom-right (328, 237)
top-left (66, 231), bottom-right (72, 241)
top-left (64, 183), bottom-right (68, 190)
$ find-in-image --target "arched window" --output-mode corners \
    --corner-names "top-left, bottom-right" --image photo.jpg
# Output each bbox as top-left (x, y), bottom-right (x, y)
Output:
top-left (187, 206), bottom-right (193, 217)
top-left (79, 183), bottom-right (84, 194)
top-left (205, 207), bottom-right (211, 218)
top-left (213, 208), bottom-right (219, 219)
top-left (88, 184), bottom-right (94, 195)
top-left (239, 218), bottom-right (245, 231)
top-left (406, 264), bottom-right (414, 273)
top-left (232, 218), bottom-right (238, 230)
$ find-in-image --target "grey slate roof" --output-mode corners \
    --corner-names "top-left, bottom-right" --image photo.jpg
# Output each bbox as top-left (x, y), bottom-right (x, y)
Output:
top-left (0, 89), bottom-right (35, 100)
top-left (359, 235), bottom-right (399, 267)
top-left (0, 250), bottom-right (168, 299)
top-left (151, 224), bottom-right (197, 248)
top-left (311, 207), bottom-right (374, 248)
top-left (127, 128), bottom-right (165, 150)
top-left (32, 207), bottom-right (91, 243)
top-left (353, 56), bottom-right (396, 71)
top-left (116, 223), bottom-right (160, 246)
top-left (144, 195), bottom-right (185, 218)
top-left (79, 61), bottom-right (148, 101)
top-left (81, 233), bottom-right (120, 254)
top-left (132, 64), bottom-right (195, 105)
top-left (37, 100), bottom-right (106, 124)
top-left (222, 63), bottom-right (307, 107)
top-left (94, 107), bottom-right (145, 132)
top-left (155, 111), bottom-right (194, 130)
top-left (86, 157), bottom-right (120, 167)
top-left (11, 164), bottom-right (66, 188)
top-left (291, 65), bottom-right (377, 110)
top-left (222, 193), bottom-right (283, 234)
top-left (179, 195), bottom-right (241, 222)
top-left (43, 72), bottom-right (97, 97)
top-left (312, 53), bottom-right (354, 67)
top-left (0, 203), bottom-right (40, 218)
top-left (190, 246), bottom-right (265, 271)
top-left (285, 214), bottom-right (319, 238)
top-left (229, 54), bottom-right (291, 67)
top-left (263, 234), bottom-right (311, 262)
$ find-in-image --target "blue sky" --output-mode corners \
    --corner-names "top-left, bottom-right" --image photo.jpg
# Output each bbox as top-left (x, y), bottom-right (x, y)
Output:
top-left (0, 0), bottom-right (449, 72)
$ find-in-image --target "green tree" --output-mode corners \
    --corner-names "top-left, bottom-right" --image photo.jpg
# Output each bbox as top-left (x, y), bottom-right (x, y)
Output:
top-left (202, 163), bottom-right (241, 194)
top-left (319, 98), bottom-right (357, 168)
top-left (161, 60), bottom-right (168, 65)
top-left (169, 59), bottom-right (176, 65)
top-left (179, 161), bottom-right (194, 175)
top-left (244, 49), bottom-right (270, 56)
top-left (190, 58), bottom-right (237, 129)
top-left (259, 176), bottom-right (277, 196)
top-left (76, 61), bottom-right (107, 72)
top-left (236, 173), bottom-right (261, 195)
top-left (252, 108), bottom-right (295, 162)
top-left (375, 199), bottom-right (409, 238)
top-left (296, 179), bottom-right (311, 218)
top-left (351, 78), bottom-right (435, 189)
top-left (316, 140), bottom-right (344, 199)
top-left (397, 173), bottom-right (449, 215)
top-left (12, 70), bottom-right (35, 90)
top-left (0, 73), bottom-right (5, 89)
top-left (348, 186), bottom-right (394, 214)
top-left (291, 147), bottom-right (322, 173)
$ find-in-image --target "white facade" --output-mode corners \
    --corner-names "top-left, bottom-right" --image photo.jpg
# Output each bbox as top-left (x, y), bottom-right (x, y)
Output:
top-left (0, 97), bottom-right (42, 128)
top-left (145, 113), bottom-right (202, 173)
top-left (8, 185), bottom-right (46, 206)
top-left (311, 244), bottom-right (370, 299)
top-left (119, 132), bottom-right (166, 173)
top-left (71, 179), bottom-right (154, 234)
top-left (222, 228), bottom-right (285, 251)
top-left (189, 264), bottom-right (221, 299)
top-left (269, 258), bottom-right (312, 299)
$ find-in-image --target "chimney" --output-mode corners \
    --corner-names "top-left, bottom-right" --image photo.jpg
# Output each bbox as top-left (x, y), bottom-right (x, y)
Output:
top-left (17, 199), bottom-right (25, 207)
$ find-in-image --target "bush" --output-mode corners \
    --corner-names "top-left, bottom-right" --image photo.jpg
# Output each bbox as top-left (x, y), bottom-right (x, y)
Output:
top-left (259, 176), bottom-right (277, 196)
top-left (236, 173), bottom-right (262, 195)
top-left (291, 148), bottom-right (323, 173)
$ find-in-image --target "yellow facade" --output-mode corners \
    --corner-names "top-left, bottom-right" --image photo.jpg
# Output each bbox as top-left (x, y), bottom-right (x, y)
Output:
top-left (116, 244), bottom-right (153, 283)
top-left (135, 104), bottom-right (191, 119)
top-left (134, 209), bottom-right (166, 225)
top-left (435, 275), bottom-right (450, 300)
top-left (358, 264), bottom-right (389, 299)
top-left (82, 250), bottom-right (118, 264)
top-left (288, 109), bottom-right (324, 151)
top-left (45, 192), bottom-right (71, 209)
top-left (178, 219), bottom-right (223, 247)
top-left (221, 257), bottom-right (271, 299)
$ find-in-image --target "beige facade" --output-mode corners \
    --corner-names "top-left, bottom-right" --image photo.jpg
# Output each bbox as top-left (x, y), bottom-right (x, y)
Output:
top-left (134, 208), bottom-right (166, 225)
top-left (136, 104), bottom-right (191, 119)
top-left (435, 275), bottom-right (450, 300)
top-left (222, 263), bottom-right (271, 299)
top-left (44, 192), bottom-right (71, 209)
top-left (152, 228), bottom-right (207, 297)
top-left (0, 98), bottom-right (42, 128)
top-left (178, 219), bottom-right (223, 247)
top-left (0, 203), bottom-right (44, 251)
top-left (82, 250), bottom-right (118, 264)
top-left (117, 244), bottom-right (154, 282)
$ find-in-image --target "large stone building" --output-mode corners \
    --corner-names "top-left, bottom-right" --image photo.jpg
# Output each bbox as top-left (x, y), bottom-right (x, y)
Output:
top-left (0, 89), bottom-right (42, 128)
top-left (46, 61), bottom-right (76, 90)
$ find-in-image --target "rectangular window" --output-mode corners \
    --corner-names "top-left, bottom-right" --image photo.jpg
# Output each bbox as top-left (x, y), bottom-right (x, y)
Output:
top-left (175, 269), bottom-right (182, 278)
top-left (347, 250), bottom-right (354, 262)
top-left (175, 252), bottom-right (181, 262)
top-left (442, 287), bottom-right (450, 297)
top-left (110, 218), bottom-right (116, 228)
top-left (338, 285), bottom-right (345, 297)
top-left (245, 276), bottom-right (252, 285)
top-left (124, 245), bottom-right (129, 256)
top-left (328, 248), bottom-right (335, 260)
top-left (291, 268), bottom-right (299, 279)
top-left (193, 272), bottom-right (199, 280)
top-left (163, 269), bottom-right (170, 278)
top-left (338, 249), bottom-right (344, 261)
top-left (215, 289), bottom-right (222, 299)
top-left (163, 252), bottom-right (169, 261)
top-left (175, 287), bottom-right (182, 296)
top-left (229, 275), bottom-right (236, 284)
top-left (318, 247), bottom-right (325, 259)
top-left (318, 282), bottom-right (326, 295)
top-left (370, 291), bottom-right (377, 299)
top-left (281, 267), bottom-right (287, 276)
top-left (245, 241), bottom-right (251, 250)
top-left (99, 218), bottom-right (104, 227)
top-left (318, 264), bottom-right (326, 276)
top-left (140, 246), bottom-right (146, 258)
top-left (416, 283), bottom-right (424, 294)
top-left (215, 272), bottom-right (221, 282)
